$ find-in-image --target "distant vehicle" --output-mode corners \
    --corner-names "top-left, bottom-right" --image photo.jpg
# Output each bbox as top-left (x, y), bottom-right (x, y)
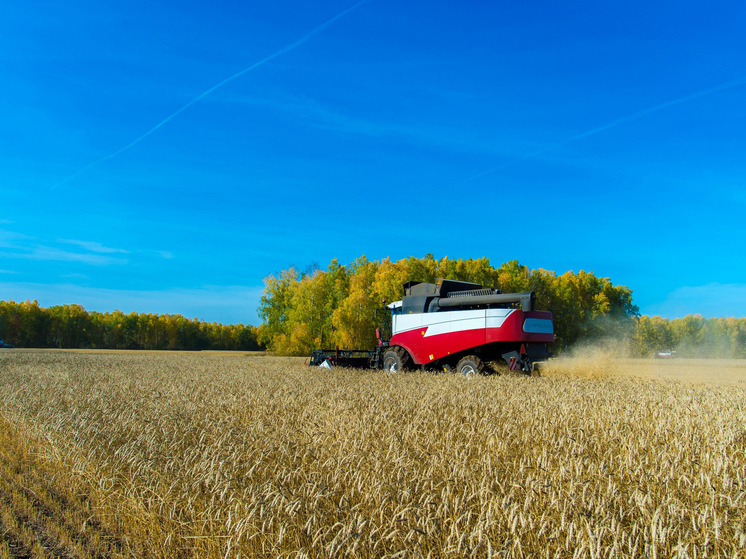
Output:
top-left (654, 350), bottom-right (676, 359)
top-left (0, 339), bottom-right (13, 348)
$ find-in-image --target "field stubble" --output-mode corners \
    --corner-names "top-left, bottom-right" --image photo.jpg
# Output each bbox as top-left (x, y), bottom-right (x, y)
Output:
top-left (0, 350), bottom-right (744, 558)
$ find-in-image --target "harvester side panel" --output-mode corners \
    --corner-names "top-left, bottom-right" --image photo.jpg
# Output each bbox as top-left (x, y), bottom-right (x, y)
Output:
top-left (394, 309), bottom-right (492, 336)
top-left (485, 310), bottom-right (554, 344)
top-left (390, 309), bottom-right (553, 365)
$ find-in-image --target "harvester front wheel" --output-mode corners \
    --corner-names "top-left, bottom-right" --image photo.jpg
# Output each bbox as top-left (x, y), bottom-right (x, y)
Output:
top-left (456, 355), bottom-right (484, 377)
top-left (383, 347), bottom-right (409, 372)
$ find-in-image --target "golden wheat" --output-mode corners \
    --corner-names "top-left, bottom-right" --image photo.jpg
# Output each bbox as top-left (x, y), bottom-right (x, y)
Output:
top-left (0, 351), bottom-right (744, 558)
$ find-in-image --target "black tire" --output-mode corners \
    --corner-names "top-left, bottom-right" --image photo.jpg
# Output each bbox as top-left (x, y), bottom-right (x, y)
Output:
top-left (383, 346), bottom-right (410, 372)
top-left (456, 355), bottom-right (484, 377)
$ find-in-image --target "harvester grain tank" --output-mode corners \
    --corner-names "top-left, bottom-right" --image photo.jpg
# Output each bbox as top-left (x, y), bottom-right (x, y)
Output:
top-left (310, 279), bottom-right (554, 375)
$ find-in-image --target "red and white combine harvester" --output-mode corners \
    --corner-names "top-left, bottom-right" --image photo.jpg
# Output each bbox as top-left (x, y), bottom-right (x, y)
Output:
top-left (310, 279), bottom-right (554, 375)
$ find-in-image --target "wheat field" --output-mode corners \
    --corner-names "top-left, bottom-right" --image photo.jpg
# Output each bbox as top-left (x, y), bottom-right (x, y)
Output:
top-left (0, 350), bottom-right (744, 558)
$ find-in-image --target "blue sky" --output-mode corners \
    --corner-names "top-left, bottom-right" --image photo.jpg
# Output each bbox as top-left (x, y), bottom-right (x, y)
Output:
top-left (2, 0), bottom-right (745, 325)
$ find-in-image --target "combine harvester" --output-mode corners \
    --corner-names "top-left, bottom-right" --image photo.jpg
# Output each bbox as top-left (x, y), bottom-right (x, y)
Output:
top-left (310, 279), bottom-right (554, 375)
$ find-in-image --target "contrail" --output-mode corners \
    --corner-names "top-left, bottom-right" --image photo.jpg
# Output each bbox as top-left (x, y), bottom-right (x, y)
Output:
top-left (571, 75), bottom-right (746, 141)
top-left (465, 75), bottom-right (746, 183)
top-left (52, 0), bottom-right (369, 190)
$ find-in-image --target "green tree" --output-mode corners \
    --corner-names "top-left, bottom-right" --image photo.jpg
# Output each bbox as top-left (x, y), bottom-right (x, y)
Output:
top-left (257, 268), bottom-right (300, 351)
top-left (18, 300), bottom-right (49, 347)
top-left (333, 258), bottom-right (380, 349)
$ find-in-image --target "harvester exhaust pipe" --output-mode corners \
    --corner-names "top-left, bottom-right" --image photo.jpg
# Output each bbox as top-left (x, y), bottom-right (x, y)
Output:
top-left (429, 292), bottom-right (536, 312)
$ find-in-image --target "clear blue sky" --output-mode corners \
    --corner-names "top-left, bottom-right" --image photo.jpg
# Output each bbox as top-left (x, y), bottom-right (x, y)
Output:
top-left (2, 0), bottom-right (745, 325)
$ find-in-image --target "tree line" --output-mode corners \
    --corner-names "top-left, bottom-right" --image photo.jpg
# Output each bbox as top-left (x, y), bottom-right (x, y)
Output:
top-left (632, 314), bottom-right (746, 358)
top-left (4, 255), bottom-right (743, 357)
top-left (257, 255), bottom-right (640, 355)
top-left (0, 300), bottom-right (262, 351)
top-left (257, 255), bottom-right (746, 358)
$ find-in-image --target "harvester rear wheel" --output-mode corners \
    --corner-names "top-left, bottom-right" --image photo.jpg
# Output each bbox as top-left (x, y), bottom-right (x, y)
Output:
top-left (383, 346), bottom-right (410, 372)
top-left (456, 355), bottom-right (484, 377)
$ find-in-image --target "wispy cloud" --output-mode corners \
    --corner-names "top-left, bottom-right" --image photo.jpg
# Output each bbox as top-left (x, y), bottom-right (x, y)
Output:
top-left (50, 0), bottom-right (370, 190)
top-left (0, 230), bottom-right (128, 265)
top-left (1, 229), bottom-right (176, 267)
top-left (58, 239), bottom-right (129, 254)
top-left (0, 229), bottom-right (31, 249)
top-left (225, 92), bottom-right (515, 156)
top-left (0, 269), bottom-right (19, 274)
top-left (0, 247), bottom-right (127, 266)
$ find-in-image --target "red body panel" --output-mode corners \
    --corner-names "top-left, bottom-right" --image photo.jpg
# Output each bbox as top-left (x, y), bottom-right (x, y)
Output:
top-left (390, 310), bottom-right (554, 365)
top-left (390, 326), bottom-right (484, 365)
top-left (487, 310), bottom-right (554, 345)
